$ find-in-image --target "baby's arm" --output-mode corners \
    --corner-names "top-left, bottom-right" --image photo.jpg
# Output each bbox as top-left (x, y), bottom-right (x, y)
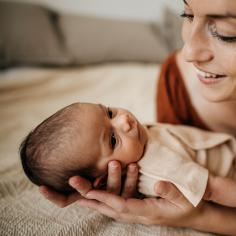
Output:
top-left (204, 174), bottom-right (236, 207)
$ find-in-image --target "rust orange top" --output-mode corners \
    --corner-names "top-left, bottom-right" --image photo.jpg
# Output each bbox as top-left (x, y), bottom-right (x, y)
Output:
top-left (156, 52), bottom-right (210, 131)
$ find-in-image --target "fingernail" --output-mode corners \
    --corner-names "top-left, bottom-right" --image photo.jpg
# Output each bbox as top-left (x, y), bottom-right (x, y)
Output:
top-left (109, 162), bottom-right (119, 171)
top-left (69, 179), bottom-right (77, 187)
top-left (155, 182), bottom-right (165, 195)
top-left (40, 188), bottom-right (49, 197)
top-left (128, 164), bottom-right (137, 173)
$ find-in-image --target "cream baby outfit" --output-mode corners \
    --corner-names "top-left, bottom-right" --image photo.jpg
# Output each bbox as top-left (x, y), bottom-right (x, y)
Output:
top-left (138, 123), bottom-right (236, 207)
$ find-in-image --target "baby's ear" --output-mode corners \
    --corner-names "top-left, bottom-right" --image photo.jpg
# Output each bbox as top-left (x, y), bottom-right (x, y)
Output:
top-left (93, 175), bottom-right (107, 189)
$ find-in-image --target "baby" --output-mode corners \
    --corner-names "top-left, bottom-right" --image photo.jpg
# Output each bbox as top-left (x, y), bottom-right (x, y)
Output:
top-left (20, 102), bottom-right (236, 207)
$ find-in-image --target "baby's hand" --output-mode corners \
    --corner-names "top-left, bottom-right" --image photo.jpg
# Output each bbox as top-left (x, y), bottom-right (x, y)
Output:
top-left (203, 174), bottom-right (236, 207)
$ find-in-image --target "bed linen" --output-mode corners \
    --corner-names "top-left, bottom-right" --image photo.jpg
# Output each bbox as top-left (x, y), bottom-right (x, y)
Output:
top-left (0, 63), bottom-right (215, 236)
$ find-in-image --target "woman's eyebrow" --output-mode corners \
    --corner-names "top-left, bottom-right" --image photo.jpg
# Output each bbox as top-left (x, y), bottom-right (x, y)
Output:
top-left (207, 13), bottom-right (236, 19)
top-left (182, 0), bottom-right (236, 19)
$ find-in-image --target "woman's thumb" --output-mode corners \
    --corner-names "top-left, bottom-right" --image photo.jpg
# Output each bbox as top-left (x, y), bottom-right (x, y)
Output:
top-left (154, 181), bottom-right (191, 208)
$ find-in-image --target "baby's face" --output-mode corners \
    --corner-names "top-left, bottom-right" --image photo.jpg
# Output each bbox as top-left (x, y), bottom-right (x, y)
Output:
top-left (73, 103), bottom-right (148, 176)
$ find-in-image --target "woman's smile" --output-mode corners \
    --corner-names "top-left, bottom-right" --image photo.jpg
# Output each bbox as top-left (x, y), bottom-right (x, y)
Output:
top-left (195, 67), bottom-right (227, 85)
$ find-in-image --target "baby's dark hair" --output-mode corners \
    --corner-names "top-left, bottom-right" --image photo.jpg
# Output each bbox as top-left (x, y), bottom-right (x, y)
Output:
top-left (19, 103), bottom-right (96, 194)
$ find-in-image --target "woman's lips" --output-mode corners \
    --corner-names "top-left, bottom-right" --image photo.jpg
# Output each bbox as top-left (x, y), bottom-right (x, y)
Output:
top-left (197, 74), bottom-right (226, 85)
top-left (195, 68), bottom-right (227, 85)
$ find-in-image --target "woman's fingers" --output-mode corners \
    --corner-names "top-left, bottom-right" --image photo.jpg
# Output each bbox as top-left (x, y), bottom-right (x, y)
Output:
top-left (122, 163), bottom-right (139, 198)
top-left (39, 186), bottom-right (81, 208)
top-left (86, 189), bottom-right (154, 215)
top-left (83, 186), bottom-right (197, 226)
top-left (69, 176), bottom-right (92, 197)
top-left (106, 161), bottom-right (122, 194)
top-left (39, 175), bottom-right (92, 208)
top-left (39, 186), bottom-right (67, 207)
top-left (78, 198), bottom-right (119, 219)
top-left (86, 190), bottom-right (127, 213)
top-left (78, 197), bottom-right (149, 224)
top-left (204, 175), bottom-right (236, 207)
top-left (154, 181), bottom-right (192, 209)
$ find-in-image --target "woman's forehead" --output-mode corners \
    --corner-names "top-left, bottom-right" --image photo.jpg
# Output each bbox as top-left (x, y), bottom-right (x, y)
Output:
top-left (185, 0), bottom-right (236, 15)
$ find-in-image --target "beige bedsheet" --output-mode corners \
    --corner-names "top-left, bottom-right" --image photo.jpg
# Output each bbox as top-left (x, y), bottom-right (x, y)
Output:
top-left (0, 63), bottom-right (215, 236)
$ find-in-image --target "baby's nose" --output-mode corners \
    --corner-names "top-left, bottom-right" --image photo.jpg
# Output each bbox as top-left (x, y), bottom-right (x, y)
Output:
top-left (117, 114), bottom-right (132, 133)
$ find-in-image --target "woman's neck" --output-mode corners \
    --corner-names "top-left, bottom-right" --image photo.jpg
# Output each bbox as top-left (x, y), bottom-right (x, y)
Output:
top-left (199, 100), bottom-right (236, 136)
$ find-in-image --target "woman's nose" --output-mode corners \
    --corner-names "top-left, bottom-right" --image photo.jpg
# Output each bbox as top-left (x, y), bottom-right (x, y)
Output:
top-left (182, 22), bottom-right (214, 63)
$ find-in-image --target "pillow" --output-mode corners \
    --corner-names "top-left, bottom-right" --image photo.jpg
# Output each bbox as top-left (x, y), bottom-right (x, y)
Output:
top-left (0, 1), bottom-right (71, 67)
top-left (160, 7), bottom-right (183, 52)
top-left (59, 14), bottom-right (169, 64)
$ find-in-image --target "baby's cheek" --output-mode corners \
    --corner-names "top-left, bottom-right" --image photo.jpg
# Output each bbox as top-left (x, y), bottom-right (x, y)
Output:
top-left (96, 156), bottom-right (110, 174)
top-left (129, 145), bottom-right (144, 163)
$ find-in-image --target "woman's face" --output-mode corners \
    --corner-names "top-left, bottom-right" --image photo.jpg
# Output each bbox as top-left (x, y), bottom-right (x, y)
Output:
top-left (181, 0), bottom-right (236, 102)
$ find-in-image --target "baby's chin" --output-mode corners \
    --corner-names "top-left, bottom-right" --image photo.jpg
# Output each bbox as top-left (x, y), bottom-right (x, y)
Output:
top-left (141, 125), bottom-right (148, 147)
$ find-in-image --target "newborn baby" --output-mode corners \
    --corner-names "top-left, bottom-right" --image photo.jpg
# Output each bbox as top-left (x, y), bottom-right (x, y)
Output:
top-left (20, 102), bottom-right (236, 206)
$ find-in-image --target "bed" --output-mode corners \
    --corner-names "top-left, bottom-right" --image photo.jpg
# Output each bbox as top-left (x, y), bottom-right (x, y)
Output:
top-left (0, 2), bottom-right (215, 236)
top-left (0, 63), bottom-right (216, 236)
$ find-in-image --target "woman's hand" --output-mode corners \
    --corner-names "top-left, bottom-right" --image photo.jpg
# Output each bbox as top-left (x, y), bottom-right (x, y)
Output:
top-left (39, 175), bottom-right (91, 207)
top-left (40, 159), bottom-right (198, 226)
top-left (39, 161), bottom-right (139, 207)
top-left (204, 174), bottom-right (236, 207)
top-left (77, 175), bottom-right (236, 234)
top-left (78, 181), bottom-right (198, 226)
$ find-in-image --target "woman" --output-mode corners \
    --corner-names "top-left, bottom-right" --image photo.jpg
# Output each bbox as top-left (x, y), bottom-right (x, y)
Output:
top-left (40, 0), bottom-right (236, 234)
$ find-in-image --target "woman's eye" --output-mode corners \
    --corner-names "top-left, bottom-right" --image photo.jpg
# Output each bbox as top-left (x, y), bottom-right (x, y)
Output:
top-left (209, 25), bottom-right (236, 43)
top-left (180, 12), bottom-right (194, 22)
top-left (107, 107), bottom-right (113, 118)
top-left (110, 132), bottom-right (116, 149)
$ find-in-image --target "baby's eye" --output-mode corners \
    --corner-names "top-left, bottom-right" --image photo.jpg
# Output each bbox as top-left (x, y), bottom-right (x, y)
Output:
top-left (110, 132), bottom-right (117, 149)
top-left (107, 107), bottom-right (113, 118)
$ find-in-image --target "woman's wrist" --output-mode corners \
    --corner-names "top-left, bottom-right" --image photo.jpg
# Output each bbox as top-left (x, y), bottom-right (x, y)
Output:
top-left (189, 202), bottom-right (236, 235)
top-left (186, 201), bottom-right (210, 230)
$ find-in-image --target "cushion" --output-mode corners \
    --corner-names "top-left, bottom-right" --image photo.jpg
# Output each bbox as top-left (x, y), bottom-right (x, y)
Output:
top-left (0, 1), bottom-right (71, 67)
top-left (59, 14), bottom-right (169, 64)
top-left (160, 7), bottom-right (183, 52)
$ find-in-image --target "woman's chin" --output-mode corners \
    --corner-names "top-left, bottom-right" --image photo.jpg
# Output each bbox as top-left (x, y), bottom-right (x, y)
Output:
top-left (198, 79), bottom-right (236, 102)
top-left (200, 90), bottom-right (235, 103)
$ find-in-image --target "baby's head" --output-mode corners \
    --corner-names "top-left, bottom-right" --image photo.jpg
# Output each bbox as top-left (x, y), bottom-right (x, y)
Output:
top-left (20, 102), bottom-right (148, 193)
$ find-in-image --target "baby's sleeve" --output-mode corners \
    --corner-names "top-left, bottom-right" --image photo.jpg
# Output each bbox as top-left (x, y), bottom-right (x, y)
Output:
top-left (138, 144), bottom-right (209, 207)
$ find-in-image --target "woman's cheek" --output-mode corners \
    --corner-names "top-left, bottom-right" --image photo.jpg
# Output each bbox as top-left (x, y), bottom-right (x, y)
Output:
top-left (181, 21), bottom-right (190, 44)
top-left (226, 52), bottom-right (236, 78)
top-left (217, 49), bottom-right (236, 78)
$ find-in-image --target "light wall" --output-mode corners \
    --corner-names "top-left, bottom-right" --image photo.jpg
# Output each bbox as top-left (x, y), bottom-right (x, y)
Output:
top-left (4, 0), bottom-right (183, 22)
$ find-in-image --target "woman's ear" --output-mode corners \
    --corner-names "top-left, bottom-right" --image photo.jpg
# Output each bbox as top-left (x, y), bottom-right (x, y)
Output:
top-left (93, 175), bottom-right (107, 189)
